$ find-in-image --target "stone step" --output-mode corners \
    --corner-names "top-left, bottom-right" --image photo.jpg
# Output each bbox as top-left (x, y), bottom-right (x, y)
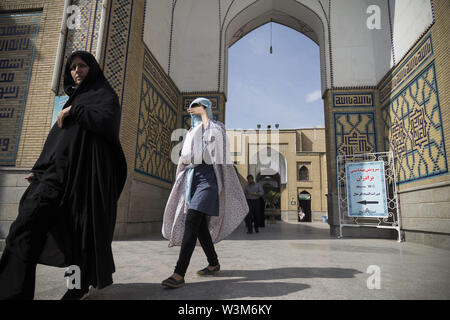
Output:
top-left (0, 203), bottom-right (19, 221)
top-left (0, 168), bottom-right (31, 187)
top-left (0, 220), bottom-right (12, 239)
top-left (0, 168), bottom-right (28, 244)
top-left (0, 185), bottom-right (27, 208)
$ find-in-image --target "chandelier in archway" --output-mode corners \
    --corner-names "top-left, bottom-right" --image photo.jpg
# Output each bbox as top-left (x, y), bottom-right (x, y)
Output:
top-left (270, 19), bottom-right (273, 54)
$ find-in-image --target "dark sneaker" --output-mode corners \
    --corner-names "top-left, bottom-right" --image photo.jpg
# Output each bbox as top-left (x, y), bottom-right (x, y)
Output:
top-left (161, 276), bottom-right (185, 288)
top-left (197, 264), bottom-right (220, 276)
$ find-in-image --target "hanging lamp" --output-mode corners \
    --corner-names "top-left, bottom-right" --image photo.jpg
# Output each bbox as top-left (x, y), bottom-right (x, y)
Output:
top-left (270, 19), bottom-right (273, 54)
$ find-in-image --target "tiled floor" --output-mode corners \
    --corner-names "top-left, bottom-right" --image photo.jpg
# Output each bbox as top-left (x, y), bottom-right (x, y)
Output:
top-left (25, 221), bottom-right (450, 300)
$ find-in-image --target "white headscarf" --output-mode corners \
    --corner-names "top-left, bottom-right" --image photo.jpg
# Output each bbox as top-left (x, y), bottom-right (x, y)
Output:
top-left (189, 97), bottom-right (213, 128)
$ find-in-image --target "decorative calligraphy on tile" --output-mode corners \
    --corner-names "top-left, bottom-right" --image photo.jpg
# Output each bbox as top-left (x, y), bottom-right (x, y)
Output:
top-left (333, 93), bottom-right (374, 108)
top-left (334, 112), bottom-right (377, 158)
top-left (381, 62), bottom-right (447, 184)
top-left (0, 13), bottom-right (40, 165)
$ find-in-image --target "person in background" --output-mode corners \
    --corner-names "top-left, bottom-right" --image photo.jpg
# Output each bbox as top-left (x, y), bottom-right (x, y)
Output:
top-left (258, 196), bottom-right (266, 228)
top-left (244, 175), bottom-right (264, 234)
top-left (298, 206), bottom-right (306, 222)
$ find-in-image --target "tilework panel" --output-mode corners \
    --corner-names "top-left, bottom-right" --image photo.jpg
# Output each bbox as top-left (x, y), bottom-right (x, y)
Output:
top-left (334, 112), bottom-right (377, 158)
top-left (135, 75), bottom-right (177, 183)
top-left (381, 61), bottom-right (447, 184)
top-left (102, 0), bottom-right (133, 104)
top-left (0, 13), bottom-right (40, 165)
top-left (333, 112), bottom-right (377, 189)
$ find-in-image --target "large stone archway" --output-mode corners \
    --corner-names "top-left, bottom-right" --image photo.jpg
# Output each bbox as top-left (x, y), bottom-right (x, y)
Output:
top-left (140, 0), bottom-right (399, 238)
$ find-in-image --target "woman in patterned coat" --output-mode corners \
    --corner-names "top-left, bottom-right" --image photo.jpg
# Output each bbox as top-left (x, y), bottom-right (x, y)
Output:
top-left (161, 97), bottom-right (248, 288)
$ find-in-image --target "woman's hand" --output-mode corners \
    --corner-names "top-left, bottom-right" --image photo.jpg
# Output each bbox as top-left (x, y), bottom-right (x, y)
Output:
top-left (25, 172), bottom-right (34, 184)
top-left (57, 106), bottom-right (72, 128)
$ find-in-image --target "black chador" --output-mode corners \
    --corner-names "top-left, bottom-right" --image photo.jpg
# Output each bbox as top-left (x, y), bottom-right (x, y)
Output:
top-left (0, 51), bottom-right (127, 300)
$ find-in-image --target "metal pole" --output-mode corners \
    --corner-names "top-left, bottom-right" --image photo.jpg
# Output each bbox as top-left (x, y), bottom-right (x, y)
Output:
top-left (95, 0), bottom-right (108, 62)
top-left (390, 151), bottom-right (402, 242)
top-left (51, 0), bottom-right (71, 93)
top-left (337, 155), bottom-right (343, 238)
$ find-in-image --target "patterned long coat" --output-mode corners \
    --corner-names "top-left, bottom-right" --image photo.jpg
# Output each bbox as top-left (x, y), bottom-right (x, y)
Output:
top-left (162, 120), bottom-right (249, 247)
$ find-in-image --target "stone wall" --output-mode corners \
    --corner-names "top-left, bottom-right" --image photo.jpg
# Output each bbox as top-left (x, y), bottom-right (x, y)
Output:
top-left (0, 168), bottom-right (29, 251)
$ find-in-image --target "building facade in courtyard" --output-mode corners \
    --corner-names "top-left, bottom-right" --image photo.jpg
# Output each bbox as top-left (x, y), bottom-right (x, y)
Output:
top-left (0, 0), bottom-right (449, 249)
top-left (228, 127), bottom-right (327, 222)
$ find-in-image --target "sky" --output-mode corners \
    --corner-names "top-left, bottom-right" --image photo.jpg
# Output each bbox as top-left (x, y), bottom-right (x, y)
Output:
top-left (225, 22), bottom-right (324, 130)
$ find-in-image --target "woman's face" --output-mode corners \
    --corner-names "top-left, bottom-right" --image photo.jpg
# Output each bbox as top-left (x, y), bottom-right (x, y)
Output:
top-left (188, 104), bottom-right (206, 116)
top-left (70, 56), bottom-right (89, 86)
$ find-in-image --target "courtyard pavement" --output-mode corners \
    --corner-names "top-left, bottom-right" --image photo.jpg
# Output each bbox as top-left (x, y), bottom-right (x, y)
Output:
top-left (28, 220), bottom-right (450, 300)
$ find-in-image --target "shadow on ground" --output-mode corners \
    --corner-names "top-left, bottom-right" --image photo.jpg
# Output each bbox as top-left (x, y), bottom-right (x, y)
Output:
top-left (226, 222), bottom-right (334, 241)
top-left (85, 267), bottom-right (362, 300)
top-left (118, 222), bottom-right (334, 242)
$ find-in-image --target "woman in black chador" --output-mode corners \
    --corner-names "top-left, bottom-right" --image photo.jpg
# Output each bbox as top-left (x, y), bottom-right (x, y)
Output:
top-left (0, 51), bottom-right (127, 300)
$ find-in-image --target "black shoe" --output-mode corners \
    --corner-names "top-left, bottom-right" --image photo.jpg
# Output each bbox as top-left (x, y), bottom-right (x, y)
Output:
top-left (255, 228), bottom-right (259, 233)
top-left (61, 288), bottom-right (89, 300)
top-left (197, 264), bottom-right (220, 276)
top-left (161, 276), bottom-right (185, 288)
top-left (247, 230), bottom-right (253, 234)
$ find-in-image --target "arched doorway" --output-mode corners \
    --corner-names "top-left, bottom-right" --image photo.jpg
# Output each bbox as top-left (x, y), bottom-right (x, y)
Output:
top-left (249, 147), bottom-right (287, 186)
top-left (222, 2), bottom-right (328, 95)
top-left (257, 173), bottom-right (281, 209)
top-left (298, 191), bottom-right (311, 222)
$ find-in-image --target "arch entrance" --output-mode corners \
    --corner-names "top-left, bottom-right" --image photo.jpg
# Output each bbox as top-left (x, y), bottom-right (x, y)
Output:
top-left (142, 0), bottom-right (393, 236)
top-left (250, 147), bottom-right (287, 218)
top-left (298, 191), bottom-right (312, 222)
top-left (133, 0), bottom-right (440, 241)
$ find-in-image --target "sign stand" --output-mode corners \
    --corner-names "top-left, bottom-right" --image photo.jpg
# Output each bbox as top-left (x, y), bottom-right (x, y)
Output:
top-left (336, 151), bottom-right (402, 242)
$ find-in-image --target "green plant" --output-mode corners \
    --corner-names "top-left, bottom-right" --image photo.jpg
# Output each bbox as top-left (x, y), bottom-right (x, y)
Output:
top-left (265, 190), bottom-right (281, 208)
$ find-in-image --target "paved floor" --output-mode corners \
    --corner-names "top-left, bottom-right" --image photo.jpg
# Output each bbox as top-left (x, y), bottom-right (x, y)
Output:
top-left (26, 221), bottom-right (450, 299)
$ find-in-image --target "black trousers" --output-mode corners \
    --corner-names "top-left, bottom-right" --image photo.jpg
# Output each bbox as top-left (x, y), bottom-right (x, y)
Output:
top-left (245, 199), bottom-right (261, 232)
top-left (0, 180), bottom-right (60, 300)
top-left (0, 249), bottom-right (37, 300)
top-left (174, 209), bottom-right (218, 277)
